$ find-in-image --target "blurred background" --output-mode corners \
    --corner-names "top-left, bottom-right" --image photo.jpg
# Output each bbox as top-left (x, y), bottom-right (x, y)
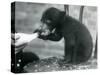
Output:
top-left (14, 2), bottom-right (97, 59)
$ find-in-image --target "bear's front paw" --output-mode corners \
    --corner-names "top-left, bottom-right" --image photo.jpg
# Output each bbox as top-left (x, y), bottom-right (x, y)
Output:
top-left (38, 35), bottom-right (48, 40)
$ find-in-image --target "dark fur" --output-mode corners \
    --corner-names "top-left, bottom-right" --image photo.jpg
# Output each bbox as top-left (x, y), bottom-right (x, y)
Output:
top-left (37, 7), bottom-right (93, 64)
top-left (11, 49), bottom-right (39, 73)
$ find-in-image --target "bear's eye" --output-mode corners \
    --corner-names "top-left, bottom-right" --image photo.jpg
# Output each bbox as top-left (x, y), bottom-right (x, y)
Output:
top-left (46, 20), bottom-right (51, 24)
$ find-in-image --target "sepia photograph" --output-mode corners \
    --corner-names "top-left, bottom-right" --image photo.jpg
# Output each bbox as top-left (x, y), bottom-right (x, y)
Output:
top-left (11, 2), bottom-right (97, 73)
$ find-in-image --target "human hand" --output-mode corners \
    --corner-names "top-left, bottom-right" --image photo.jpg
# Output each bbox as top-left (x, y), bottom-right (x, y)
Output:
top-left (11, 33), bottom-right (38, 54)
top-left (11, 33), bottom-right (26, 54)
top-left (15, 33), bottom-right (38, 46)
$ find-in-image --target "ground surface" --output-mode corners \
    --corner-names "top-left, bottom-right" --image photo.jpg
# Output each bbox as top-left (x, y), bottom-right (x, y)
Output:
top-left (24, 57), bottom-right (97, 73)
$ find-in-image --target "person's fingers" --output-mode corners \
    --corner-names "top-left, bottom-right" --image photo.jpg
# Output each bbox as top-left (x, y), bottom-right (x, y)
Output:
top-left (15, 43), bottom-right (27, 54)
top-left (15, 43), bottom-right (27, 48)
top-left (11, 39), bottom-right (27, 48)
top-left (11, 33), bottom-right (20, 41)
top-left (15, 35), bottom-right (20, 40)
